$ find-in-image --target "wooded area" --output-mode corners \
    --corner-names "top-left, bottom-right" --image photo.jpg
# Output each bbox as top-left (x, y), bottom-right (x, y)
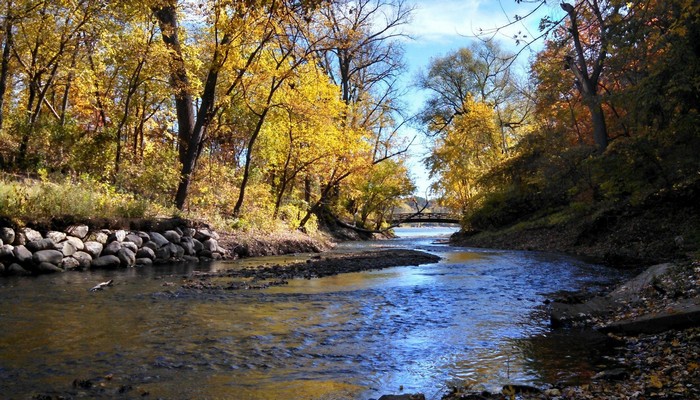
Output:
top-left (0, 0), bottom-right (698, 237)
top-left (422, 0), bottom-right (699, 234)
top-left (0, 0), bottom-right (415, 232)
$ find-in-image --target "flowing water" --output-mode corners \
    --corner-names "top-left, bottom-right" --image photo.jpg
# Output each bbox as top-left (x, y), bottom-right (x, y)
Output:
top-left (0, 227), bottom-right (628, 399)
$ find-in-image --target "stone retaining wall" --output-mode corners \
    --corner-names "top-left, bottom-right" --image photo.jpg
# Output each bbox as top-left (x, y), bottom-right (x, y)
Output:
top-left (0, 225), bottom-right (227, 276)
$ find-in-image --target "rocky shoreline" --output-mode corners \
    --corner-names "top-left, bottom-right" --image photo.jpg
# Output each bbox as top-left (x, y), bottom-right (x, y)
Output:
top-left (413, 260), bottom-right (700, 400)
top-left (0, 222), bottom-right (229, 276)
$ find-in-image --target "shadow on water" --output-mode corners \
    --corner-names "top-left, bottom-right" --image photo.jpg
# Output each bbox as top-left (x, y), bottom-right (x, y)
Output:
top-left (0, 227), bottom-right (629, 399)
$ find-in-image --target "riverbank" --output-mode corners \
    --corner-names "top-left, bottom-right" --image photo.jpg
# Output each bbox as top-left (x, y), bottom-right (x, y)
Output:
top-left (451, 179), bottom-right (700, 268)
top-left (431, 260), bottom-right (700, 400)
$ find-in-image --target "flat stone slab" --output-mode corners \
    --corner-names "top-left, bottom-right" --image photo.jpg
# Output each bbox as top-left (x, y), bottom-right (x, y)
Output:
top-left (600, 300), bottom-right (700, 335)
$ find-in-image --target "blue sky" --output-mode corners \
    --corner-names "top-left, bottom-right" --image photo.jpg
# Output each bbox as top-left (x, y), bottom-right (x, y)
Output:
top-left (397, 0), bottom-right (561, 195)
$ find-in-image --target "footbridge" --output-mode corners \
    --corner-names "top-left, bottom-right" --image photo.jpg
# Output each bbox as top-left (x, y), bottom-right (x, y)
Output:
top-left (388, 212), bottom-right (461, 225)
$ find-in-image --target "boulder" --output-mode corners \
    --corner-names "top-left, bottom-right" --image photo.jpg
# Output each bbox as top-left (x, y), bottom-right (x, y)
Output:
top-left (194, 228), bottom-right (219, 242)
top-left (198, 250), bottom-right (214, 259)
top-left (163, 230), bottom-right (181, 244)
top-left (169, 243), bottom-right (185, 259)
top-left (124, 233), bottom-right (143, 247)
top-left (57, 241), bottom-right (77, 257)
top-left (136, 247), bottom-right (156, 260)
top-left (60, 257), bottom-right (81, 270)
top-left (136, 258), bottom-right (153, 267)
top-left (83, 241), bottom-right (104, 258)
top-left (155, 246), bottom-right (171, 260)
top-left (122, 241), bottom-right (138, 254)
top-left (13, 232), bottom-right (26, 245)
top-left (7, 263), bottom-right (31, 276)
top-left (183, 255), bottom-right (200, 263)
top-left (148, 232), bottom-right (169, 248)
top-left (33, 249), bottom-right (64, 265)
top-left (102, 241), bottom-right (122, 256)
top-left (0, 261), bottom-right (4, 274)
top-left (136, 231), bottom-right (150, 243)
top-left (116, 248), bottom-right (136, 267)
top-left (91, 231), bottom-right (109, 244)
top-left (0, 238), bottom-right (2, 246)
top-left (64, 236), bottom-right (85, 251)
top-left (180, 237), bottom-right (196, 256)
top-left (26, 238), bottom-right (57, 252)
top-left (0, 227), bottom-right (15, 244)
top-left (193, 238), bottom-right (204, 253)
top-left (12, 245), bottom-right (33, 265)
top-left (46, 231), bottom-right (66, 244)
top-left (65, 224), bottom-right (89, 239)
top-left (36, 262), bottom-right (63, 274)
top-left (21, 227), bottom-right (43, 242)
top-left (91, 255), bottom-right (121, 269)
top-left (73, 251), bottom-right (93, 269)
top-left (183, 228), bottom-right (196, 238)
top-left (108, 230), bottom-right (127, 243)
top-left (0, 244), bottom-right (14, 260)
top-left (203, 238), bottom-right (218, 253)
top-left (142, 241), bottom-right (158, 252)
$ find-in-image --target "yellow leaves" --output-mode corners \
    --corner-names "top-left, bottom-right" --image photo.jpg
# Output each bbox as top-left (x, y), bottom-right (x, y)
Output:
top-left (648, 373), bottom-right (664, 389)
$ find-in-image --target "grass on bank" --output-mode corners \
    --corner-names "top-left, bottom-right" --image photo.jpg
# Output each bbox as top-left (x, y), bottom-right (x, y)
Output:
top-left (0, 172), bottom-right (323, 240)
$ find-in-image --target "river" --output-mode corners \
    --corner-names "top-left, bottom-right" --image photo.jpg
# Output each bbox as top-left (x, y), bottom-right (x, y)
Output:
top-left (0, 227), bottom-right (627, 399)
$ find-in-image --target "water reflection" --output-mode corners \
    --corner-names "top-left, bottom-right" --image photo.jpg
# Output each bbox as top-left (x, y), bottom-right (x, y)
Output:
top-left (0, 228), bottom-right (626, 399)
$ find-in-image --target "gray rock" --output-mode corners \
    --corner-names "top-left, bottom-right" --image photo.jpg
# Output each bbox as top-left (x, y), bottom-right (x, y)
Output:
top-left (135, 258), bottom-right (153, 267)
top-left (194, 228), bottom-right (219, 241)
top-left (193, 238), bottom-right (203, 253)
top-left (183, 255), bottom-right (200, 263)
top-left (143, 241), bottom-right (158, 252)
top-left (136, 231), bottom-right (150, 243)
top-left (116, 248), bottom-right (136, 267)
top-left (64, 236), bottom-right (85, 251)
top-left (12, 245), bottom-right (33, 264)
top-left (13, 232), bottom-right (26, 245)
top-left (21, 227), bottom-right (43, 242)
top-left (198, 250), bottom-right (214, 259)
top-left (73, 251), bottom-right (93, 269)
top-left (180, 237), bottom-right (196, 256)
top-left (155, 246), bottom-right (171, 260)
top-left (7, 263), bottom-right (31, 276)
top-left (58, 241), bottom-right (77, 257)
top-left (65, 224), bottom-right (89, 239)
top-left (91, 231), bottom-right (109, 244)
top-left (26, 238), bottom-right (57, 252)
top-left (163, 230), bottom-right (181, 244)
top-left (203, 238), bottom-right (218, 253)
top-left (0, 227), bottom-right (15, 244)
top-left (170, 243), bottom-right (185, 259)
top-left (183, 228), bottom-right (196, 238)
top-left (83, 241), bottom-right (103, 258)
top-left (121, 241), bottom-right (138, 254)
top-left (91, 255), bottom-right (121, 269)
top-left (33, 249), bottom-right (64, 265)
top-left (0, 261), bottom-right (4, 274)
top-left (61, 257), bottom-right (81, 270)
top-left (136, 247), bottom-right (156, 260)
top-left (108, 230), bottom-right (127, 243)
top-left (211, 252), bottom-right (223, 260)
top-left (0, 238), bottom-right (2, 246)
top-left (102, 241), bottom-right (122, 256)
top-left (37, 262), bottom-right (63, 274)
top-left (46, 231), bottom-right (66, 244)
top-left (124, 233), bottom-right (143, 247)
top-left (148, 232), bottom-right (169, 248)
top-left (0, 244), bottom-right (14, 260)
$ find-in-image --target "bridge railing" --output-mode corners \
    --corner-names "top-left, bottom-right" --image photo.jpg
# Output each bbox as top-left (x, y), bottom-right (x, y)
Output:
top-left (389, 212), bottom-right (461, 223)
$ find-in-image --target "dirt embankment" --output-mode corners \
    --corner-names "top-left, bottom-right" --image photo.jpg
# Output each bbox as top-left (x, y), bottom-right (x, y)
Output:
top-left (451, 184), bottom-right (700, 267)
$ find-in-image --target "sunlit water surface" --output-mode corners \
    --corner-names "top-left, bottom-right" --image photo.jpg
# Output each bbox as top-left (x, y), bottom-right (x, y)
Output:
top-left (0, 227), bottom-right (628, 399)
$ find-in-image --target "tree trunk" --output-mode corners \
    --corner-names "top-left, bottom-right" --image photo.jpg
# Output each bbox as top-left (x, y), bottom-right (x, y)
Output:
top-left (0, 14), bottom-right (12, 131)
